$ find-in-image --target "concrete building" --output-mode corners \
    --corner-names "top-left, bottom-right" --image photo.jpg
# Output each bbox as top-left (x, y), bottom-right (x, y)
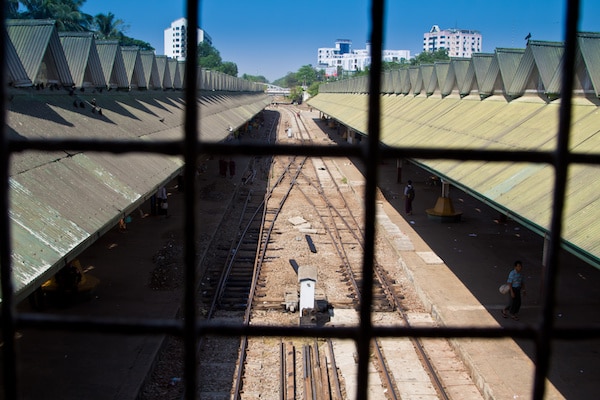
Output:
top-left (164, 17), bottom-right (212, 61)
top-left (317, 39), bottom-right (410, 77)
top-left (423, 25), bottom-right (482, 58)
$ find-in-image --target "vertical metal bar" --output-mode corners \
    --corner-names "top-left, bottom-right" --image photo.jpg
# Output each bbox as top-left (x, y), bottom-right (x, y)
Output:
top-left (183, 0), bottom-right (200, 398)
top-left (0, 4), bottom-right (18, 399)
top-left (533, 0), bottom-right (580, 399)
top-left (357, 0), bottom-right (384, 398)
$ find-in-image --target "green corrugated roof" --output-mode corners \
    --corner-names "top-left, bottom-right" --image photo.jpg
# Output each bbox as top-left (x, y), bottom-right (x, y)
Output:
top-left (578, 32), bottom-right (600, 96)
top-left (5, 31), bottom-right (31, 86)
top-left (121, 46), bottom-right (145, 88)
top-left (308, 92), bottom-right (600, 266)
top-left (59, 32), bottom-right (105, 88)
top-left (6, 19), bottom-right (73, 86)
top-left (140, 51), bottom-right (159, 88)
top-left (168, 58), bottom-right (181, 88)
top-left (4, 90), bottom-right (270, 304)
top-left (96, 40), bottom-right (129, 88)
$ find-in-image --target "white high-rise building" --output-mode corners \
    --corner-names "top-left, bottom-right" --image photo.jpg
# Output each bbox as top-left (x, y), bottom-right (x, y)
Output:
top-left (423, 25), bottom-right (482, 58)
top-left (317, 39), bottom-right (410, 77)
top-left (164, 18), bottom-right (212, 61)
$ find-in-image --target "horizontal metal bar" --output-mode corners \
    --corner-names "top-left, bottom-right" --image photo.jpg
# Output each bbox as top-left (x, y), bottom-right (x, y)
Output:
top-left (16, 313), bottom-right (600, 340)
top-left (8, 138), bottom-right (600, 165)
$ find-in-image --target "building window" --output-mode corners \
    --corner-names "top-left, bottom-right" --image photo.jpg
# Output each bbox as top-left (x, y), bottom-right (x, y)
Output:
top-left (0, 3), bottom-right (594, 400)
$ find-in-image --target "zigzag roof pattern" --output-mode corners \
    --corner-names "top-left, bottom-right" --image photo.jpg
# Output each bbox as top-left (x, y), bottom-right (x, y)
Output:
top-left (140, 50), bottom-right (161, 89)
top-left (309, 32), bottom-right (600, 268)
top-left (121, 46), bottom-right (146, 88)
top-left (5, 32), bottom-right (30, 87)
top-left (59, 32), bottom-right (105, 88)
top-left (166, 59), bottom-right (180, 89)
top-left (92, 40), bottom-right (129, 88)
top-left (2, 19), bottom-right (269, 304)
top-left (321, 33), bottom-right (600, 100)
top-left (6, 19), bottom-right (73, 87)
top-left (5, 19), bottom-right (263, 92)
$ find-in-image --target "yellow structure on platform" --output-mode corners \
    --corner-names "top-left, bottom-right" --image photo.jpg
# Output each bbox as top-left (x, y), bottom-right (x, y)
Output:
top-left (426, 197), bottom-right (462, 222)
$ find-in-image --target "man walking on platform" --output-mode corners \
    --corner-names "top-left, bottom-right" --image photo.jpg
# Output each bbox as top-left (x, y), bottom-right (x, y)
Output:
top-left (502, 260), bottom-right (526, 320)
top-left (404, 180), bottom-right (415, 215)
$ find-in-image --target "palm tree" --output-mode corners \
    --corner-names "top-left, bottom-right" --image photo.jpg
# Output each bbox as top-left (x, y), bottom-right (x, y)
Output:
top-left (19, 0), bottom-right (92, 31)
top-left (7, 0), bottom-right (20, 18)
top-left (93, 12), bottom-right (128, 40)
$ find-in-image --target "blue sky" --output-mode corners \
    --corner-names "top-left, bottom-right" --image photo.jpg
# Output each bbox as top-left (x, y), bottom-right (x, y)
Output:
top-left (81, 0), bottom-right (600, 82)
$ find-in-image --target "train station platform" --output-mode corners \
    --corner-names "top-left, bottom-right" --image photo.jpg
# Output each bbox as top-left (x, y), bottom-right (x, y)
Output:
top-left (7, 107), bottom-right (599, 399)
top-left (322, 109), bottom-right (600, 400)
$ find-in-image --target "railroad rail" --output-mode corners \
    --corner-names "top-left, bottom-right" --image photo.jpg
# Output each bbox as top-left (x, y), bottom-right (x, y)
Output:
top-left (196, 105), bottom-right (479, 399)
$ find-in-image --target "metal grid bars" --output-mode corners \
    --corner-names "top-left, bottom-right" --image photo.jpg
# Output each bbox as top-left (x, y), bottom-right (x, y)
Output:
top-left (1, 1), bottom-right (599, 400)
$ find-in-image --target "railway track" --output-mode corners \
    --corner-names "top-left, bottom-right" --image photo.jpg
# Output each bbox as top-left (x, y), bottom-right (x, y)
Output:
top-left (195, 105), bottom-right (481, 399)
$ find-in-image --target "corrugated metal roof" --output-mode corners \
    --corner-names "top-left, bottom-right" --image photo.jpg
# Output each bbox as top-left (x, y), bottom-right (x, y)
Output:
top-left (496, 48), bottom-right (525, 92)
top-left (6, 19), bottom-right (73, 86)
top-left (140, 51), bottom-right (161, 89)
top-left (308, 92), bottom-right (600, 266)
top-left (59, 32), bottom-right (106, 88)
top-left (409, 67), bottom-right (421, 95)
top-left (390, 70), bottom-right (401, 94)
top-left (577, 32), bottom-right (600, 97)
top-left (5, 90), bottom-right (271, 303)
top-left (506, 46), bottom-right (535, 97)
top-left (472, 53), bottom-right (495, 95)
top-left (529, 41), bottom-right (564, 95)
top-left (155, 55), bottom-right (171, 89)
top-left (6, 19), bottom-right (54, 83)
top-left (96, 40), bottom-right (129, 88)
top-left (452, 58), bottom-right (475, 96)
top-left (47, 28), bottom-right (74, 86)
top-left (399, 68), bottom-right (410, 94)
top-left (382, 70), bottom-right (392, 93)
top-left (421, 64), bottom-right (436, 95)
top-left (168, 59), bottom-right (181, 89)
top-left (320, 33), bottom-right (598, 102)
top-left (5, 33), bottom-right (31, 87)
top-left (121, 46), bottom-right (145, 88)
top-left (178, 61), bottom-right (186, 87)
top-left (435, 61), bottom-right (451, 96)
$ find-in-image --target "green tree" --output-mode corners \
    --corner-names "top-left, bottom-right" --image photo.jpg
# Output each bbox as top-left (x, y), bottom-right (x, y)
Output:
top-left (218, 61), bottom-right (238, 77)
top-left (241, 74), bottom-right (268, 84)
top-left (382, 60), bottom-right (409, 70)
top-left (315, 68), bottom-right (326, 82)
top-left (198, 41), bottom-right (223, 69)
top-left (118, 35), bottom-right (154, 51)
top-left (354, 65), bottom-right (370, 77)
top-left (7, 0), bottom-right (20, 18)
top-left (306, 81), bottom-right (320, 97)
top-left (296, 64), bottom-right (317, 87)
top-left (272, 72), bottom-right (299, 89)
top-left (288, 86), bottom-right (304, 104)
top-left (410, 48), bottom-right (449, 65)
top-left (93, 12), bottom-right (127, 39)
top-left (19, 0), bottom-right (92, 31)
top-left (197, 41), bottom-right (238, 77)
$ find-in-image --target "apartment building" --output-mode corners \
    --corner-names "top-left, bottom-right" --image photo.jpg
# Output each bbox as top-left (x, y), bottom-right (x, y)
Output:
top-left (317, 39), bottom-right (410, 77)
top-left (164, 17), bottom-right (212, 61)
top-left (423, 25), bottom-right (482, 58)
